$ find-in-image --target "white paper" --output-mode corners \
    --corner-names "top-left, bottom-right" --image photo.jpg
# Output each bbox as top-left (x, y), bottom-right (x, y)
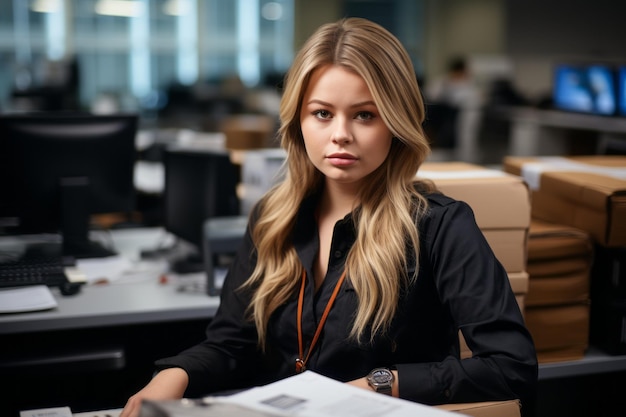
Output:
top-left (418, 169), bottom-right (508, 180)
top-left (217, 371), bottom-right (465, 417)
top-left (76, 255), bottom-right (167, 284)
top-left (20, 406), bottom-right (72, 417)
top-left (0, 285), bottom-right (57, 313)
top-left (520, 156), bottom-right (626, 190)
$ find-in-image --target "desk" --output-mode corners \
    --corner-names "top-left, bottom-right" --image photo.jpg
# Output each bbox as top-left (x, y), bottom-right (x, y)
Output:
top-left (0, 279), bottom-right (219, 336)
top-left (0, 228), bottom-right (219, 416)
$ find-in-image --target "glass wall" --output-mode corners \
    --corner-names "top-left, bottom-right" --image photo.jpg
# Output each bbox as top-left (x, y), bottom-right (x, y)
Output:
top-left (0, 0), bottom-right (294, 114)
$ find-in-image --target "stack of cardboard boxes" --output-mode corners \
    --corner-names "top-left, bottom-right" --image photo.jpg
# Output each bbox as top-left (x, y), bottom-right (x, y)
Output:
top-left (419, 162), bottom-right (531, 358)
top-left (503, 155), bottom-right (626, 358)
top-left (524, 219), bottom-right (593, 362)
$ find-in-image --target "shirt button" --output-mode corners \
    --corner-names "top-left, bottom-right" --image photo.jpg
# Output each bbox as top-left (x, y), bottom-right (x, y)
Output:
top-left (333, 250), bottom-right (343, 258)
top-left (444, 389), bottom-right (451, 399)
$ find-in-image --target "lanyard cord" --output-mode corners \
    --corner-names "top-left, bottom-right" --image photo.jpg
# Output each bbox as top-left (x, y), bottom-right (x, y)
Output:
top-left (296, 268), bottom-right (347, 373)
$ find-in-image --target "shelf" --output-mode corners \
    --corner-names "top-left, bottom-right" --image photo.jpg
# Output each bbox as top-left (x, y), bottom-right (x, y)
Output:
top-left (538, 346), bottom-right (626, 380)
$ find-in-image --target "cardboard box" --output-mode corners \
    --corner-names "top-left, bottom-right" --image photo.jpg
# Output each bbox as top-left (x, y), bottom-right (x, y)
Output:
top-left (221, 114), bottom-right (276, 150)
top-left (526, 270), bottom-right (590, 307)
top-left (436, 400), bottom-right (521, 417)
top-left (525, 302), bottom-right (590, 363)
top-left (419, 162), bottom-right (531, 273)
top-left (502, 156), bottom-right (626, 247)
top-left (526, 219), bottom-right (593, 307)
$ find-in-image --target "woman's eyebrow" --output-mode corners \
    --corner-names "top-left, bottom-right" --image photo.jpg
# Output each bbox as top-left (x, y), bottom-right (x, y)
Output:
top-left (305, 99), bottom-right (376, 108)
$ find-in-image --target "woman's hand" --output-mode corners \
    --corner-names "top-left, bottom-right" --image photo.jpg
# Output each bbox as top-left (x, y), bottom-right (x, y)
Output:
top-left (346, 376), bottom-right (372, 391)
top-left (119, 368), bottom-right (189, 417)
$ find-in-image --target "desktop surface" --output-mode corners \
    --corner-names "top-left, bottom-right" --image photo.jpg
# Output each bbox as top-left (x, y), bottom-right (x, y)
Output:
top-left (0, 227), bottom-right (220, 335)
top-left (0, 227), bottom-right (220, 416)
top-left (0, 278), bottom-right (219, 335)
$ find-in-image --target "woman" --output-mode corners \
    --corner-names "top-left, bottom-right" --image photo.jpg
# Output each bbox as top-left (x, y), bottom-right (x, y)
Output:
top-left (121, 17), bottom-right (537, 417)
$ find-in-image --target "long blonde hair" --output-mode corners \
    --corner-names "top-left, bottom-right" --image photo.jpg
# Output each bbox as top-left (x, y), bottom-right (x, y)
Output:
top-left (245, 17), bottom-right (434, 346)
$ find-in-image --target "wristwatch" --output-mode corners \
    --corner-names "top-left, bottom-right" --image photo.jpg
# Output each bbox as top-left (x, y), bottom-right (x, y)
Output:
top-left (366, 367), bottom-right (394, 395)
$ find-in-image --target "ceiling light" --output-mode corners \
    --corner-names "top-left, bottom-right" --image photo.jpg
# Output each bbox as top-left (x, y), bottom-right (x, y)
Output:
top-left (31, 0), bottom-right (61, 13)
top-left (95, 0), bottom-right (145, 17)
top-left (163, 0), bottom-right (192, 16)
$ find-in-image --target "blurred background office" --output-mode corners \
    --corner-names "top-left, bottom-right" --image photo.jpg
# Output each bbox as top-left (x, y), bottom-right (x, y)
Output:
top-left (0, 0), bottom-right (625, 157)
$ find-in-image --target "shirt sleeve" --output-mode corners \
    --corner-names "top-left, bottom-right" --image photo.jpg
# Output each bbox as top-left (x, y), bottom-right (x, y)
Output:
top-left (396, 197), bottom-right (538, 406)
top-left (154, 217), bottom-right (263, 396)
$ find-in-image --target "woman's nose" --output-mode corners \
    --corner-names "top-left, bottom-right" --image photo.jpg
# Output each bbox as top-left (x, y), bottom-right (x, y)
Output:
top-left (331, 119), bottom-right (353, 144)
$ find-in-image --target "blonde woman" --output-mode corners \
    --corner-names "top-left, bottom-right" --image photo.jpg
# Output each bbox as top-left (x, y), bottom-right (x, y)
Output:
top-left (121, 17), bottom-right (537, 417)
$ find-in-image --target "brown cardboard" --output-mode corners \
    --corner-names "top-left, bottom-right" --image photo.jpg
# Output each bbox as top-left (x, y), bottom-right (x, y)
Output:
top-left (420, 162), bottom-right (531, 229)
top-left (436, 400), bottom-right (521, 417)
top-left (525, 302), bottom-right (590, 363)
top-left (527, 257), bottom-right (591, 277)
top-left (508, 271), bottom-right (529, 297)
top-left (419, 162), bottom-right (530, 272)
top-left (527, 219), bottom-right (593, 261)
top-left (221, 114), bottom-right (275, 150)
top-left (481, 230), bottom-right (527, 273)
top-left (526, 219), bottom-right (593, 306)
top-left (503, 156), bottom-right (626, 247)
top-left (526, 270), bottom-right (590, 307)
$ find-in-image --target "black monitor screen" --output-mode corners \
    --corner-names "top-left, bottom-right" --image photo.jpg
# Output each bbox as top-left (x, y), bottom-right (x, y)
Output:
top-left (618, 66), bottom-right (626, 117)
top-left (163, 146), bottom-right (240, 252)
top-left (553, 63), bottom-right (617, 116)
top-left (0, 113), bottom-right (138, 258)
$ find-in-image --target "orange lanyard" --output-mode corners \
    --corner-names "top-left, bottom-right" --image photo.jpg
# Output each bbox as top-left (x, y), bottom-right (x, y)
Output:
top-left (295, 268), bottom-right (347, 373)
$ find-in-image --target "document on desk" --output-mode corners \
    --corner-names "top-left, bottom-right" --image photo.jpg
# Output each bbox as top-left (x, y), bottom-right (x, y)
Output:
top-left (0, 285), bottom-right (57, 313)
top-left (20, 407), bottom-right (72, 417)
top-left (76, 255), bottom-right (167, 284)
top-left (215, 371), bottom-right (465, 417)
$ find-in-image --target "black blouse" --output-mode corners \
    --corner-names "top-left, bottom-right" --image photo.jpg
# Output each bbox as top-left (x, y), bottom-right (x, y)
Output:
top-left (155, 192), bottom-right (538, 406)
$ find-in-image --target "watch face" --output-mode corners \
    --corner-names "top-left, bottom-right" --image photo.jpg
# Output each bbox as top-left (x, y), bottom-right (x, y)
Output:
top-left (371, 369), bottom-right (392, 383)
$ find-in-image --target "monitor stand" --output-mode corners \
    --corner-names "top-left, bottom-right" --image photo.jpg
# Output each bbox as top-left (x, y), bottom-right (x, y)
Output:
top-left (170, 252), bottom-right (205, 274)
top-left (60, 177), bottom-right (117, 259)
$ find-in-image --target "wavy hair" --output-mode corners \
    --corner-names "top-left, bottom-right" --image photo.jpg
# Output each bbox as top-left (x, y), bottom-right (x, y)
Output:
top-left (244, 17), bottom-right (434, 346)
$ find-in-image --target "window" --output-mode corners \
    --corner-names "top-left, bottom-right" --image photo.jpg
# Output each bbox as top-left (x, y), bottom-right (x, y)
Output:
top-left (0, 0), bottom-right (294, 112)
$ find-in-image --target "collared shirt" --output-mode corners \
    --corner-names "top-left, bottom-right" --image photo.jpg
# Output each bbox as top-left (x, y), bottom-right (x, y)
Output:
top-left (156, 192), bottom-right (538, 406)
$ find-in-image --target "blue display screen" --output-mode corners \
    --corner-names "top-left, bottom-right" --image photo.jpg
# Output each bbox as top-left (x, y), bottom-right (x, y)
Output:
top-left (553, 64), bottom-right (617, 116)
top-left (618, 66), bottom-right (626, 116)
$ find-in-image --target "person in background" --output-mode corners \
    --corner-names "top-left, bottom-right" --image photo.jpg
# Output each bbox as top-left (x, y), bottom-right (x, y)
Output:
top-left (425, 56), bottom-right (482, 108)
top-left (120, 17), bottom-right (537, 417)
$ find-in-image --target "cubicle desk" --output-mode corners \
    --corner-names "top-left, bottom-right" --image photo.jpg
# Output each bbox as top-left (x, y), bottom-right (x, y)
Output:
top-left (0, 229), bottom-right (220, 416)
top-left (0, 279), bottom-right (219, 336)
top-left (493, 106), bottom-right (626, 156)
top-left (0, 280), bottom-right (219, 416)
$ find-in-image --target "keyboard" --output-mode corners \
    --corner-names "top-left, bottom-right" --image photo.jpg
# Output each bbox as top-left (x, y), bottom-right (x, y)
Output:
top-left (0, 256), bottom-right (85, 290)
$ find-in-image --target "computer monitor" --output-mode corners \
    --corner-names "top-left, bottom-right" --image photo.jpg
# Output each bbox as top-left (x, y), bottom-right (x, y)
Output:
top-left (163, 145), bottom-right (240, 272)
top-left (0, 112), bottom-right (138, 258)
top-left (553, 63), bottom-right (617, 116)
top-left (618, 65), bottom-right (626, 117)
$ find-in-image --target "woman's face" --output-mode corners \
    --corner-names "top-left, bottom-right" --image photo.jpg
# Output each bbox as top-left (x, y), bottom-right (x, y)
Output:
top-left (299, 65), bottom-right (393, 191)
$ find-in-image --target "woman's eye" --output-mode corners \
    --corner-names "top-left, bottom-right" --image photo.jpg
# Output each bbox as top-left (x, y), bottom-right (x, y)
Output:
top-left (355, 111), bottom-right (374, 120)
top-left (313, 110), bottom-right (332, 119)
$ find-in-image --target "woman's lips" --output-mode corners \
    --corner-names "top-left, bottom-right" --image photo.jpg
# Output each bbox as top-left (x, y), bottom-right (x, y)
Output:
top-left (327, 153), bottom-right (358, 166)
